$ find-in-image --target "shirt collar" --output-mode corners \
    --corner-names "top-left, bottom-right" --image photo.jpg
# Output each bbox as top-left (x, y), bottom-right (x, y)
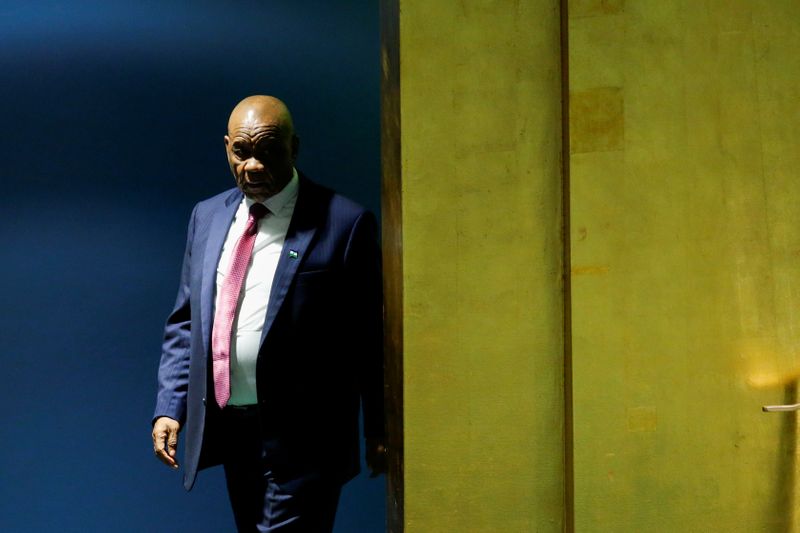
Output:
top-left (244, 167), bottom-right (299, 215)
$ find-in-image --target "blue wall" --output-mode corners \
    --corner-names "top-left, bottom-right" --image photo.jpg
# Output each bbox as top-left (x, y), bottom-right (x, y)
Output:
top-left (0, 1), bottom-right (384, 531)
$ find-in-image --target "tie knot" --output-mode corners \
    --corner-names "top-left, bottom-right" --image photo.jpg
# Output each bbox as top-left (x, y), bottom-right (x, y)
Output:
top-left (249, 202), bottom-right (269, 220)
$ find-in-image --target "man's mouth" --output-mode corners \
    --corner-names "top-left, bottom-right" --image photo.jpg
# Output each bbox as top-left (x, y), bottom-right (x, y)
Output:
top-left (243, 175), bottom-right (270, 187)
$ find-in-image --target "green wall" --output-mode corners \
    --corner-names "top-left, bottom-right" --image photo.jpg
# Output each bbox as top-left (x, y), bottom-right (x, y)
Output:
top-left (391, 1), bottom-right (800, 531)
top-left (569, 1), bottom-right (800, 530)
top-left (397, 1), bottom-right (566, 531)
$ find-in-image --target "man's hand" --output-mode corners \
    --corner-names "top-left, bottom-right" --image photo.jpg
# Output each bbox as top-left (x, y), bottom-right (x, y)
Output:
top-left (152, 416), bottom-right (181, 469)
top-left (365, 437), bottom-right (387, 477)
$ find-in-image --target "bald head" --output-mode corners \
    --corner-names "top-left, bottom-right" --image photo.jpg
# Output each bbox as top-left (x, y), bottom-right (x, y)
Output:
top-left (227, 95), bottom-right (295, 137)
top-left (224, 95), bottom-right (299, 201)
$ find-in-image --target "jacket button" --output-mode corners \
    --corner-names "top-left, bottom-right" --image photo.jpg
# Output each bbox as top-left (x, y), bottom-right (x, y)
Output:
top-left (202, 397), bottom-right (207, 406)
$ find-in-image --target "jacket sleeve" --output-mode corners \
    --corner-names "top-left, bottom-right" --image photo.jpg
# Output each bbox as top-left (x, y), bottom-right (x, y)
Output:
top-left (152, 204), bottom-right (198, 425)
top-left (343, 210), bottom-right (386, 440)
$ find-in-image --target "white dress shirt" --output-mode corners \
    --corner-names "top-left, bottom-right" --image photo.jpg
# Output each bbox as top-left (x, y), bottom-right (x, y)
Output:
top-left (215, 169), bottom-right (299, 405)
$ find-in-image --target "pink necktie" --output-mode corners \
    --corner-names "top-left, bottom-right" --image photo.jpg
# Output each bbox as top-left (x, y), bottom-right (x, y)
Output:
top-left (212, 202), bottom-right (269, 408)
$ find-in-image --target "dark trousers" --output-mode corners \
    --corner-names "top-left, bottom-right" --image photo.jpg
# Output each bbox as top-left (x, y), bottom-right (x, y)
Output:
top-left (219, 406), bottom-right (341, 533)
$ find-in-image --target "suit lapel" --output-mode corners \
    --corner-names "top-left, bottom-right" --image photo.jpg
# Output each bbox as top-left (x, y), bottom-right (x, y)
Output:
top-left (259, 176), bottom-right (319, 347)
top-left (200, 189), bottom-right (242, 357)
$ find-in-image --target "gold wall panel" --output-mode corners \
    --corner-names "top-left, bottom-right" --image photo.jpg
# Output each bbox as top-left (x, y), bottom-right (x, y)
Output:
top-left (569, 0), bottom-right (800, 530)
top-left (398, 1), bottom-right (565, 531)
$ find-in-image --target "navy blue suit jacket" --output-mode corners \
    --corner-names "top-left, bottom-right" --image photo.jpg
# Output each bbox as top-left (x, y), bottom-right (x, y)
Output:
top-left (154, 175), bottom-right (384, 490)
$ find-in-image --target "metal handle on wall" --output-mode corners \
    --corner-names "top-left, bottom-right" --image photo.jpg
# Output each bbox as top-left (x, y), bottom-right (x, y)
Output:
top-left (763, 403), bottom-right (800, 412)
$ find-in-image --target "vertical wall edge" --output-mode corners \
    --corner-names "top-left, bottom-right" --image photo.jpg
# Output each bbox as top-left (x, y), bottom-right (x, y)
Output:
top-left (380, 0), bottom-right (404, 531)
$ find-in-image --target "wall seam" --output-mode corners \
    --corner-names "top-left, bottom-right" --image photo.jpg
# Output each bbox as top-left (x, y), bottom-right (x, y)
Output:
top-left (560, 0), bottom-right (575, 531)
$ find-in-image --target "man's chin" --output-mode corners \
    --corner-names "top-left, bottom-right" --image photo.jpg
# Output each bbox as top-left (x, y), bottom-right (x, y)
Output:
top-left (245, 192), bottom-right (269, 202)
top-left (240, 184), bottom-right (273, 201)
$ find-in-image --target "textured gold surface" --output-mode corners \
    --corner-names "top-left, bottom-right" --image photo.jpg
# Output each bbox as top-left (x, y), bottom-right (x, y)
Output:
top-left (570, 87), bottom-right (625, 153)
top-left (571, 0), bottom-right (624, 18)
top-left (399, 1), bottom-right (565, 531)
top-left (570, 1), bottom-right (800, 530)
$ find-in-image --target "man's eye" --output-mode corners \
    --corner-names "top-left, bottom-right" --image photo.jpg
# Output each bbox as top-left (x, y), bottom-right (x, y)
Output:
top-left (233, 148), bottom-right (248, 159)
top-left (256, 145), bottom-right (283, 160)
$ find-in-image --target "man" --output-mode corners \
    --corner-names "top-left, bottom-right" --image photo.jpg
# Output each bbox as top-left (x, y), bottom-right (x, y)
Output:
top-left (152, 95), bottom-right (386, 532)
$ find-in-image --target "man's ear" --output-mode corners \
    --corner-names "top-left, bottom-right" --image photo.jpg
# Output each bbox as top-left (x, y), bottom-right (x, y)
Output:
top-left (291, 135), bottom-right (300, 162)
top-left (224, 135), bottom-right (230, 148)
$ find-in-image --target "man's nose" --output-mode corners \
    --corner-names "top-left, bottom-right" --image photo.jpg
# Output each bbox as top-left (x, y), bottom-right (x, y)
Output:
top-left (244, 157), bottom-right (265, 173)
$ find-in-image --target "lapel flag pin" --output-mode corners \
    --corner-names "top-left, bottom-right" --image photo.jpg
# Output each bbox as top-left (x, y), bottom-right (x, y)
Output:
top-left (288, 250), bottom-right (299, 259)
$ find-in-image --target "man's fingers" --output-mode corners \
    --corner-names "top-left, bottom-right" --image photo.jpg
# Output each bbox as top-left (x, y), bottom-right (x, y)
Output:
top-left (152, 418), bottom-right (181, 469)
top-left (152, 428), bottom-right (166, 457)
top-left (153, 430), bottom-right (178, 468)
top-left (167, 429), bottom-right (178, 458)
top-left (365, 439), bottom-right (388, 477)
top-left (155, 445), bottom-right (178, 468)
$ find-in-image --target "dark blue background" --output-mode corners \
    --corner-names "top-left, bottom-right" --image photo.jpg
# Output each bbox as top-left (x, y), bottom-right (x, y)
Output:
top-left (0, 1), bottom-right (383, 531)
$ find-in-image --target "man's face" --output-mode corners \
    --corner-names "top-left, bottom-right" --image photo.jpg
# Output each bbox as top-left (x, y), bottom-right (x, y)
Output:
top-left (224, 108), bottom-right (298, 201)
